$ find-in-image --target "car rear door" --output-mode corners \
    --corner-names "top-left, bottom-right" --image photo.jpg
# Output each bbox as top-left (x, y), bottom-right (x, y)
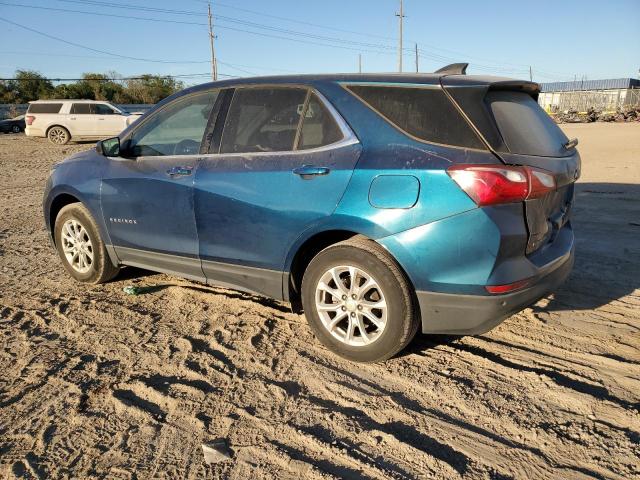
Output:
top-left (68, 103), bottom-right (93, 136)
top-left (99, 89), bottom-right (220, 280)
top-left (193, 86), bottom-right (361, 297)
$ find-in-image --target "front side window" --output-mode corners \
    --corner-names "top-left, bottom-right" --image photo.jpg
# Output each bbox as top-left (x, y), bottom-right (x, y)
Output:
top-left (220, 87), bottom-right (308, 154)
top-left (347, 85), bottom-right (485, 149)
top-left (129, 90), bottom-right (219, 157)
top-left (95, 104), bottom-right (117, 115)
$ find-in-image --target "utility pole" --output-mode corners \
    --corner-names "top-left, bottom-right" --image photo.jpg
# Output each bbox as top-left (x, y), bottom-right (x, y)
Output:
top-left (358, 54), bottom-right (362, 73)
top-left (396, 0), bottom-right (405, 72)
top-left (208, 1), bottom-right (217, 81)
top-left (415, 43), bottom-right (419, 73)
top-left (529, 66), bottom-right (532, 82)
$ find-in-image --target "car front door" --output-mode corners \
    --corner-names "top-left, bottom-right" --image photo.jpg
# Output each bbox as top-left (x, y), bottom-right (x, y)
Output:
top-left (100, 89), bottom-right (219, 280)
top-left (193, 86), bottom-right (361, 297)
top-left (94, 103), bottom-right (127, 137)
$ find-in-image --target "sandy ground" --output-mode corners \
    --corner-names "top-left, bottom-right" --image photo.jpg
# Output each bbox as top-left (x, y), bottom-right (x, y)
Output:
top-left (0, 123), bottom-right (638, 479)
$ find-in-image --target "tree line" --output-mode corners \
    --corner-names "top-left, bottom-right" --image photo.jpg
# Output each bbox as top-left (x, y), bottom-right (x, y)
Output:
top-left (0, 70), bottom-right (185, 105)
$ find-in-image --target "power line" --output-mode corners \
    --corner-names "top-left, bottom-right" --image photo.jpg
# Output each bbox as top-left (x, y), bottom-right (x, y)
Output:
top-left (0, 16), bottom-right (210, 63)
top-left (2, 2), bottom-right (575, 80)
top-left (54, 0), bottom-right (204, 16)
top-left (0, 2), bottom-right (207, 25)
top-left (1, 2), bottom-right (397, 56)
top-left (0, 51), bottom-right (298, 75)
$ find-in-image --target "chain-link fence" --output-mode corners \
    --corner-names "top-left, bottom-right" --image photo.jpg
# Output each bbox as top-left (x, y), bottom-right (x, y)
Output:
top-left (539, 89), bottom-right (640, 113)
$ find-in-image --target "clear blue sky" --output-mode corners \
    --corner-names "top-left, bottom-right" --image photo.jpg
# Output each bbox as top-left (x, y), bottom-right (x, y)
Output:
top-left (0, 0), bottom-right (638, 85)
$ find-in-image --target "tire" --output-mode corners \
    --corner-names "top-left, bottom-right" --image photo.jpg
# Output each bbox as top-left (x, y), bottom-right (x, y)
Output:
top-left (301, 236), bottom-right (419, 362)
top-left (48, 126), bottom-right (70, 145)
top-left (11, 125), bottom-right (21, 134)
top-left (54, 203), bottom-right (119, 284)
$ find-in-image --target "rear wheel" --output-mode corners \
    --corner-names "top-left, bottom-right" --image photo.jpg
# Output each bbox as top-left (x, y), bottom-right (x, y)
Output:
top-left (301, 237), bottom-right (419, 362)
top-left (11, 125), bottom-right (20, 133)
top-left (48, 126), bottom-right (70, 145)
top-left (54, 203), bottom-right (119, 284)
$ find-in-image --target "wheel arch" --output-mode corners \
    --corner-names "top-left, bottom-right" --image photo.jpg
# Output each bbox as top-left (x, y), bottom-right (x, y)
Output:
top-left (48, 193), bottom-right (81, 245)
top-left (286, 229), bottom-right (359, 312)
top-left (285, 229), bottom-right (417, 315)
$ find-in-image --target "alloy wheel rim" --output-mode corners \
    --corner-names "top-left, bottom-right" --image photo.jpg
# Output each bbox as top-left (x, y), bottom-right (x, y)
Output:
top-left (12, 125), bottom-right (20, 133)
top-left (315, 265), bottom-right (387, 346)
top-left (49, 128), bottom-right (67, 144)
top-left (61, 219), bottom-right (94, 273)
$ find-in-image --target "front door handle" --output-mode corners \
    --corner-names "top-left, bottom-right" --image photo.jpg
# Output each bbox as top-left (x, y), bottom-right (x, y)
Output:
top-left (292, 165), bottom-right (330, 179)
top-left (166, 166), bottom-right (193, 177)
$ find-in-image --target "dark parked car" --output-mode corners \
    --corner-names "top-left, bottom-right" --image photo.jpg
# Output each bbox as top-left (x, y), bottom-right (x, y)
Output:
top-left (0, 115), bottom-right (25, 134)
top-left (43, 64), bottom-right (580, 362)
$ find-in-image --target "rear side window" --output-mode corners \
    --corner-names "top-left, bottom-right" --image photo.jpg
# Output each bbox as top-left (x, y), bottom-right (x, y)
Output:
top-left (486, 91), bottom-right (569, 157)
top-left (221, 87), bottom-right (308, 154)
top-left (71, 104), bottom-right (92, 114)
top-left (298, 93), bottom-right (343, 150)
top-left (27, 103), bottom-right (62, 114)
top-left (347, 85), bottom-right (485, 149)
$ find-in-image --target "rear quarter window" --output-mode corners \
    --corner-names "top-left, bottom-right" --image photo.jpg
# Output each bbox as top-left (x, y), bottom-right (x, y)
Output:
top-left (486, 91), bottom-right (569, 157)
top-left (346, 85), bottom-right (485, 149)
top-left (27, 103), bottom-right (63, 114)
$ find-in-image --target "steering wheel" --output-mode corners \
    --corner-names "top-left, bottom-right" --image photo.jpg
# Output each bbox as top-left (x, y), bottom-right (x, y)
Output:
top-left (173, 139), bottom-right (200, 155)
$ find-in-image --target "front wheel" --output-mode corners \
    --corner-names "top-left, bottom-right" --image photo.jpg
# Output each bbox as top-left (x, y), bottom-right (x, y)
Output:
top-left (54, 203), bottom-right (119, 284)
top-left (11, 125), bottom-right (21, 133)
top-left (301, 237), bottom-right (419, 362)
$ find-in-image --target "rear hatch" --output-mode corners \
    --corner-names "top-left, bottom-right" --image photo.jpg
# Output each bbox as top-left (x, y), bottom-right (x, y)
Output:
top-left (442, 77), bottom-right (581, 256)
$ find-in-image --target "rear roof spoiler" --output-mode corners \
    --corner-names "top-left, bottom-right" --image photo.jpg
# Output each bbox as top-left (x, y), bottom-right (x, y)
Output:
top-left (434, 63), bottom-right (469, 75)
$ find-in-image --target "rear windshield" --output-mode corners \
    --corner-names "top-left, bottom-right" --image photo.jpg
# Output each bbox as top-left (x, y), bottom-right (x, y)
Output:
top-left (486, 91), bottom-right (569, 157)
top-left (347, 85), bottom-right (485, 149)
top-left (27, 103), bottom-right (63, 114)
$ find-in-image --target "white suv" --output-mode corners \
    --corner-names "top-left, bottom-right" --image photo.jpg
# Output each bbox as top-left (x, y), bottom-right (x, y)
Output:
top-left (25, 100), bottom-right (142, 144)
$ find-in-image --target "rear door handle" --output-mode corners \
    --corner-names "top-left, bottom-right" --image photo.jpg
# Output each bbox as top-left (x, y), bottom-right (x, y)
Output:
top-left (166, 166), bottom-right (193, 177)
top-left (292, 165), bottom-right (330, 179)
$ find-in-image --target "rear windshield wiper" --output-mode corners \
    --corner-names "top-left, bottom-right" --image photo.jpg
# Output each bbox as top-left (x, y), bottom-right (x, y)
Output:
top-left (564, 138), bottom-right (579, 150)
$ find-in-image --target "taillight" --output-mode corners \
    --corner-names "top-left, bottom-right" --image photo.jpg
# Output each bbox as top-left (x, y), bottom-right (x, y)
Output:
top-left (26, 115), bottom-right (35, 125)
top-left (447, 164), bottom-right (556, 206)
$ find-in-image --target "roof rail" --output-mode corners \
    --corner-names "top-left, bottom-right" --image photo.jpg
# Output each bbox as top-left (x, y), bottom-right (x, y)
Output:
top-left (434, 63), bottom-right (468, 75)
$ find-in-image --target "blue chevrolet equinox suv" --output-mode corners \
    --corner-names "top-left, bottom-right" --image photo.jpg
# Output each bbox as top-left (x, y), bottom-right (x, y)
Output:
top-left (44, 65), bottom-right (580, 362)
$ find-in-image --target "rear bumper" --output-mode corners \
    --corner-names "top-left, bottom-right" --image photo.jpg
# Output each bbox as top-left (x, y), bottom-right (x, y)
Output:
top-left (25, 126), bottom-right (45, 137)
top-left (417, 248), bottom-right (574, 334)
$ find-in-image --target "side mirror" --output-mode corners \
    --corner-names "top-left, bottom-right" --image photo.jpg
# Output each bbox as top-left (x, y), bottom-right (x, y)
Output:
top-left (96, 136), bottom-right (120, 157)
